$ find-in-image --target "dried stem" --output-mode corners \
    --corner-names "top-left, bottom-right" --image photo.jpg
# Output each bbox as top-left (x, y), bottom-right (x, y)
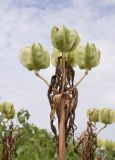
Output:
top-left (34, 70), bottom-right (50, 87)
top-left (48, 52), bottom-right (78, 160)
top-left (62, 52), bottom-right (66, 92)
top-left (96, 124), bottom-right (107, 135)
top-left (75, 69), bottom-right (89, 87)
top-left (59, 95), bottom-right (65, 160)
top-left (59, 52), bottom-right (66, 160)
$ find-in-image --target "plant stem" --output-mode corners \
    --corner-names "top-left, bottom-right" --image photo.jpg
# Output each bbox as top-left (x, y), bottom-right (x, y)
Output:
top-left (59, 94), bottom-right (65, 160)
top-left (96, 124), bottom-right (107, 135)
top-left (75, 69), bottom-right (89, 87)
top-left (34, 71), bottom-right (50, 87)
top-left (59, 52), bottom-right (66, 160)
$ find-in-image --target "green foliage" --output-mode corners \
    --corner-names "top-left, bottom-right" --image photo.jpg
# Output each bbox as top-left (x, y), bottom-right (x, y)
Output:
top-left (15, 110), bottom-right (56, 160)
top-left (66, 137), bottom-right (81, 160)
top-left (0, 109), bottom-right (81, 160)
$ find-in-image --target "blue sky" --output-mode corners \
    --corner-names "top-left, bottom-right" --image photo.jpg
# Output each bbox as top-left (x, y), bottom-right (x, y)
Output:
top-left (0, 0), bottom-right (115, 140)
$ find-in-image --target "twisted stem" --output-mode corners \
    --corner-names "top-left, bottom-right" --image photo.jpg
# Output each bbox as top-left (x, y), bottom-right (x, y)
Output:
top-left (34, 70), bottom-right (50, 87)
top-left (75, 69), bottom-right (89, 87)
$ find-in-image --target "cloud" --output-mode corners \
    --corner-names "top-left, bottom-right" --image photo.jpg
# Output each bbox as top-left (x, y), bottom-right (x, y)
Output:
top-left (0, 0), bottom-right (115, 140)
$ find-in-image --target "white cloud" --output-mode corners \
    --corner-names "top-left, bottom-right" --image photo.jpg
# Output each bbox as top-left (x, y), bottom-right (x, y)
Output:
top-left (101, 0), bottom-right (115, 6)
top-left (0, 0), bottom-right (115, 140)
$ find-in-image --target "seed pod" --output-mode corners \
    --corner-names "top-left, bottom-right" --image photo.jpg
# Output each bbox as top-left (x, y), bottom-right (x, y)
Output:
top-left (113, 142), bottom-right (115, 151)
top-left (87, 108), bottom-right (99, 122)
top-left (76, 43), bottom-right (100, 70)
top-left (20, 46), bottom-right (34, 70)
top-left (66, 50), bottom-right (77, 67)
top-left (99, 108), bottom-right (114, 125)
top-left (110, 109), bottom-right (115, 123)
top-left (20, 43), bottom-right (50, 71)
top-left (51, 25), bottom-right (80, 52)
top-left (0, 102), bottom-right (15, 119)
top-left (0, 103), bottom-right (3, 112)
top-left (51, 48), bottom-right (77, 67)
top-left (97, 137), bottom-right (104, 148)
top-left (97, 137), bottom-right (115, 151)
top-left (104, 140), bottom-right (114, 151)
top-left (51, 49), bottom-right (62, 67)
top-left (31, 43), bottom-right (50, 69)
top-left (114, 111), bottom-right (115, 122)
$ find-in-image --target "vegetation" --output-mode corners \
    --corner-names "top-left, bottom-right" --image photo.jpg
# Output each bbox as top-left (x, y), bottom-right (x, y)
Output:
top-left (0, 106), bottom-right (115, 159)
top-left (0, 25), bottom-right (114, 159)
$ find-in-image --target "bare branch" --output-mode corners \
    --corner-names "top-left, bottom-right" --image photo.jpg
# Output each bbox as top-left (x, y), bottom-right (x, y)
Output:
top-left (74, 69), bottom-right (89, 87)
top-left (34, 70), bottom-right (50, 87)
top-left (96, 124), bottom-right (107, 135)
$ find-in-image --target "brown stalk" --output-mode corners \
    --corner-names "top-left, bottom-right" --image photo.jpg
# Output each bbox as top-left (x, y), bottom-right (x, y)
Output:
top-left (58, 52), bottom-right (66, 160)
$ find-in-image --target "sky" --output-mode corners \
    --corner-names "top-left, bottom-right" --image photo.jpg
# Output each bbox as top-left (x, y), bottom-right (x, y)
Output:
top-left (0, 0), bottom-right (115, 140)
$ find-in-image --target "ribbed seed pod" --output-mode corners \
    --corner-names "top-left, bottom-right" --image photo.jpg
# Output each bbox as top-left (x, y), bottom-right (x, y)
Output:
top-left (51, 48), bottom-right (62, 67)
top-left (114, 110), bottom-right (115, 122)
top-left (99, 108), bottom-right (114, 125)
top-left (0, 103), bottom-right (4, 112)
top-left (20, 43), bottom-right (50, 71)
top-left (51, 25), bottom-right (80, 52)
top-left (87, 108), bottom-right (99, 122)
top-left (0, 102), bottom-right (15, 119)
top-left (66, 50), bottom-right (78, 67)
top-left (97, 138), bottom-right (115, 151)
top-left (76, 43), bottom-right (100, 70)
top-left (113, 142), bottom-right (115, 151)
top-left (97, 137), bottom-right (104, 148)
top-left (20, 46), bottom-right (33, 70)
top-left (109, 109), bottom-right (115, 123)
top-left (51, 48), bottom-right (77, 67)
top-left (104, 140), bottom-right (114, 151)
top-left (31, 43), bottom-right (50, 69)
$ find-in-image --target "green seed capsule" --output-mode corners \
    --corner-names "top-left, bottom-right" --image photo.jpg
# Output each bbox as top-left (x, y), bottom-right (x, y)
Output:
top-left (99, 108), bottom-right (114, 125)
top-left (31, 43), bottom-right (50, 70)
top-left (20, 43), bottom-right (50, 71)
top-left (87, 108), bottom-right (99, 122)
top-left (51, 48), bottom-right (77, 67)
top-left (66, 50), bottom-right (78, 67)
top-left (76, 43), bottom-right (100, 70)
top-left (20, 46), bottom-right (34, 70)
top-left (0, 103), bottom-right (4, 112)
top-left (97, 137), bottom-right (115, 151)
top-left (51, 48), bottom-right (62, 67)
top-left (51, 25), bottom-right (80, 52)
top-left (0, 102), bottom-right (15, 119)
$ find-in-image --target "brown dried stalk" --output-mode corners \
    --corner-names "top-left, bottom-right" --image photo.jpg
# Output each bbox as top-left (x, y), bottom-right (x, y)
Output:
top-left (48, 57), bottom-right (78, 160)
